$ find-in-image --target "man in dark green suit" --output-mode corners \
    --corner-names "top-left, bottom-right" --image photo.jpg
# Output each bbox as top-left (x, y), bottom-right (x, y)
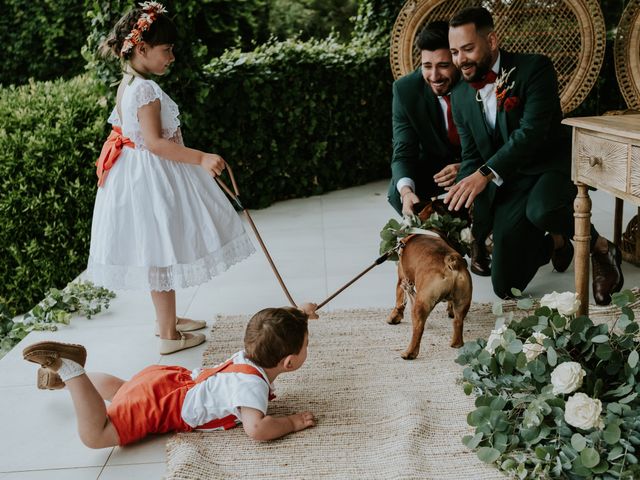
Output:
top-left (388, 21), bottom-right (491, 275)
top-left (444, 6), bottom-right (623, 304)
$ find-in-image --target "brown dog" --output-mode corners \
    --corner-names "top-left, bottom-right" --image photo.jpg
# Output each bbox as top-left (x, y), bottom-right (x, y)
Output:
top-left (387, 201), bottom-right (472, 359)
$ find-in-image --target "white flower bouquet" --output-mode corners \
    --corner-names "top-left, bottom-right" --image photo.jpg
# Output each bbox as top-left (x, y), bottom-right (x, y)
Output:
top-left (457, 289), bottom-right (640, 479)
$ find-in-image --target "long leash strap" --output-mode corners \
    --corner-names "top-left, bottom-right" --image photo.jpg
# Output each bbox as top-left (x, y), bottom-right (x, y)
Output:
top-left (215, 164), bottom-right (297, 308)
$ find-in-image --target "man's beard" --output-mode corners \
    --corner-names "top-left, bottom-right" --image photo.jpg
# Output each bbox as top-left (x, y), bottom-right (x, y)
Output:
top-left (462, 53), bottom-right (493, 82)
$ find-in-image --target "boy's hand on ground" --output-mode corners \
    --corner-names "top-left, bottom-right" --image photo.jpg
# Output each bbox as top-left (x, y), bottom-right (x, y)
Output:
top-left (290, 411), bottom-right (316, 432)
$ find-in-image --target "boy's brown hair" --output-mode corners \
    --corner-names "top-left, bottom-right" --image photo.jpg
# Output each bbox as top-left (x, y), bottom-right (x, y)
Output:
top-left (244, 307), bottom-right (308, 368)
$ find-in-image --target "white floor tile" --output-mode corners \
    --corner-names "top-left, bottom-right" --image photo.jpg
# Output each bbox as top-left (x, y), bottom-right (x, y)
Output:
top-left (1, 468), bottom-right (102, 480)
top-left (98, 463), bottom-right (166, 479)
top-left (0, 386), bottom-right (111, 472)
top-left (105, 436), bottom-right (167, 466)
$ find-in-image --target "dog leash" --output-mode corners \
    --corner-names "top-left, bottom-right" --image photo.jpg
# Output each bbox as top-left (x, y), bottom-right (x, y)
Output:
top-left (315, 250), bottom-right (396, 310)
top-left (314, 227), bottom-right (444, 310)
top-left (214, 163), bottom-right (297, 308)
top-left (215, 167), bottom-right (447, 313)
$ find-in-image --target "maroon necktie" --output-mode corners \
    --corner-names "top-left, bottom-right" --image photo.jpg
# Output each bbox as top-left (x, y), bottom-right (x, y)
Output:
top-left (442, 95), bottom-right (460, 146)
top-left (469, 70), bottom-right (498, 90)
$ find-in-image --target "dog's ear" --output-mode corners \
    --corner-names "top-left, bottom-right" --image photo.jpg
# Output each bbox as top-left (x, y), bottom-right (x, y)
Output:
top-left (416, 201), bottom-right (433, 221)
top-left (430, 199), bottom-right (449, 216)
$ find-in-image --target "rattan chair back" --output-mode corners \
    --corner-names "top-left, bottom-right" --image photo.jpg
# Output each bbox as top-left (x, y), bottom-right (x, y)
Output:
top-left (390, 0), bottom-right (606, 114)
top-left (614, 0), bottom-right (640, 110)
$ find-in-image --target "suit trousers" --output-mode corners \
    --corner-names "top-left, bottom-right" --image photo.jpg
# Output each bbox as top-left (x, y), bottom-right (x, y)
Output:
top-left (483, 171), bottom-right (598, 298)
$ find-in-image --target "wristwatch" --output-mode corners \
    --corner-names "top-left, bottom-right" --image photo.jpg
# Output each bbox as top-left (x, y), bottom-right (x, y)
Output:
top-left (478, 164), bottom-right (493, 177)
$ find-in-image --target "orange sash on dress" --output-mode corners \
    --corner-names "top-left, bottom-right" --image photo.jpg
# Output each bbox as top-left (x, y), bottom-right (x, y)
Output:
top-left (95, 126), bottom-right (135, 187)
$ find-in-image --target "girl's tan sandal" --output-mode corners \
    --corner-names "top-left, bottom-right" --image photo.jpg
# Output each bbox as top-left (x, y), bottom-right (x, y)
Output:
top-left (155, 318), bottom-right (207, 336)
top-left (159, 332), bottom-right (206, 355)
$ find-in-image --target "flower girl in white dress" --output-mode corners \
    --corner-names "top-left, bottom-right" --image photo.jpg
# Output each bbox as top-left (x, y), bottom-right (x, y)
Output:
top-left (87, 2), bottom-right (255, 354)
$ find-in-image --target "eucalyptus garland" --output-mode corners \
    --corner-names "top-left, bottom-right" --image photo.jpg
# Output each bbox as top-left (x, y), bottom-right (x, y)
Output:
top-left (379, 212), bottom-right (472, 261)
top-left (0, 281), bottom-right (115, 359)
top-left (457, 289), bottom-right (640, 479)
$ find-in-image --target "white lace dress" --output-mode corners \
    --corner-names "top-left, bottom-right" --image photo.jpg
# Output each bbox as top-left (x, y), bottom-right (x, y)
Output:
top-left (86, 77), bottom-right (255, 291)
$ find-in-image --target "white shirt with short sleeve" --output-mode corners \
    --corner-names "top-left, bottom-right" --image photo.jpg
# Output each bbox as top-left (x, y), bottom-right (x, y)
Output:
top-left (181, 350), bottom-right (273, 430)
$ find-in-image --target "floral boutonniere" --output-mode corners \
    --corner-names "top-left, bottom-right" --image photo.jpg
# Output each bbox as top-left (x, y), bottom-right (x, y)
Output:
top-left (495, 67), bottom-right (518, 111)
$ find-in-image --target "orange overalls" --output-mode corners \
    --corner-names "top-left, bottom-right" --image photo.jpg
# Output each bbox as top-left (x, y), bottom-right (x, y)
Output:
top-left (107, 359), bottom-right (272, 446)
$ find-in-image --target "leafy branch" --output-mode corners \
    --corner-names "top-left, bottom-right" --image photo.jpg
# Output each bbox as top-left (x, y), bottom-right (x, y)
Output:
top-left (0, 281), bottom-right (115, 359)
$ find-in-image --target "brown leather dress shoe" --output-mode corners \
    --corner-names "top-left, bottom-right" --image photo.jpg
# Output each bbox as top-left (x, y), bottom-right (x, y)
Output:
top-left (470, 241), bottom-right (491, 276)
top-left (37, 367), bottom-right (65, 390)
top-left (22, 341), bottom-right (87, 371)
top-left (551, 236), bottom-right (574, 272)
top-left (591, 240), bottom-right (624, 305)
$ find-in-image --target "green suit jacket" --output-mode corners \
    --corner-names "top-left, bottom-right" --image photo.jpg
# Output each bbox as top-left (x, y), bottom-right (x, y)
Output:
top-left (451, 50), bottom-right (572, 185)
top-left (388, 69), bottom-right (460, 214)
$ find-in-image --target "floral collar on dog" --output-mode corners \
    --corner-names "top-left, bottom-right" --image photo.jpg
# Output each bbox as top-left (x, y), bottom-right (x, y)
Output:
top-left (379, 213), bottom-right (472, 261)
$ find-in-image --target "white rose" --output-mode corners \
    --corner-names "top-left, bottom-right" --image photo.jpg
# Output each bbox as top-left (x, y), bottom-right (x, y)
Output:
top-left (460, 227), bottom-right (472, 244)
top-left (522, 333), bottom-right (547, 362)
top-left (540, 291), bottom-right (560, 309)
top-left (564, 393), bottom-right (604, 430)
top-left (551, 362), bottom-right (586, 394)
top-left (555, 292), bottom-right (580, 316)
top-left (485, 325), bottom-right (507, 355)
top-left (540, 291), bottom-right (580, 316)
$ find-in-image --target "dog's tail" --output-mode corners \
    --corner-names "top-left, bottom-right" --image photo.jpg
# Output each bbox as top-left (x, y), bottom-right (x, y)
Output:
top-left (445, 253), bottom-right (467, 272)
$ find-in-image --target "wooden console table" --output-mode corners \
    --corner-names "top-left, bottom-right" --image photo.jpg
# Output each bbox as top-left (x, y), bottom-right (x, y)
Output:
top-left (562, 115), bottom-right (640, 316)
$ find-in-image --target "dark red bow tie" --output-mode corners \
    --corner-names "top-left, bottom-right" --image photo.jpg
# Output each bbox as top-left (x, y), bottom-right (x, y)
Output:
top-left (469, 70), bottom-right (498, 90)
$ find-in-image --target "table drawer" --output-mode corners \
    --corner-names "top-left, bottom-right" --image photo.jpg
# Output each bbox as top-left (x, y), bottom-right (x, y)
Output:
top-left (575, 130), bottom-right (628, 193)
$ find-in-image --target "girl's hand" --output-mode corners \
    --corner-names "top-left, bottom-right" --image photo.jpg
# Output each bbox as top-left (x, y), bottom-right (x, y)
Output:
top-left (200, 153), bottom-right (225, 177)
top-left (290, 411), bottom-right (316, 432)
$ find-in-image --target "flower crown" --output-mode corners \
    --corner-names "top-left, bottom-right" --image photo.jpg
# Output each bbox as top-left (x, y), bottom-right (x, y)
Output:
top-left (120, 1), bottom-right (168, 57)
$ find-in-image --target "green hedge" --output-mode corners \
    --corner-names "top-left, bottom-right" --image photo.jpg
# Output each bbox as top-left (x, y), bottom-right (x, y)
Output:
top-left (0, 1), bottom-right (92, 86)
top-left (192, 36), bottom-right (392, 207)
top-left (0, 76), bottom-right (108, 316)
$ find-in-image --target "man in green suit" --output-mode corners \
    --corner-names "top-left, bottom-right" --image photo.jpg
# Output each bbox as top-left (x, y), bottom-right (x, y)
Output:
top-left (388, 21), bottom-right (491, 276)
top-left (444, 6), bottom-right (623, 304)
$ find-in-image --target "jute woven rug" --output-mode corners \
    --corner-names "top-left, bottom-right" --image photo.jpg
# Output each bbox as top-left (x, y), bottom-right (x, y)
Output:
top-left (166, 296), bottom-right (639, 479)
top-left (166, 303), bottom-right (503, 479)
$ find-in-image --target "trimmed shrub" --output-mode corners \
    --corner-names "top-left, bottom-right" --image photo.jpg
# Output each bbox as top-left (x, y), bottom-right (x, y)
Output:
top-left (267, 0), bottom-right (359, 41)
top-left (192, 36), bottom-right (393, 207)
top-left (0, 1), bottom-right (91, 86)
top-left (0, 76), bottom-right (108, 316)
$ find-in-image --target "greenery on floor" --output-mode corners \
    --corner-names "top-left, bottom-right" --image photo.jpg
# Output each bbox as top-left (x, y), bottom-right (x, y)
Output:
top-left (457, 289), bottom-right (640, 479)
top-left (0, 281), bottom-right (115, 359)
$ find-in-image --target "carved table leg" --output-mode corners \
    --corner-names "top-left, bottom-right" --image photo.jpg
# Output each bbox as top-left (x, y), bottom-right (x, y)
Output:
top-left (614, 198), bottom-right (623, 247)
top-left (574, 182), bottom-right (591, 317)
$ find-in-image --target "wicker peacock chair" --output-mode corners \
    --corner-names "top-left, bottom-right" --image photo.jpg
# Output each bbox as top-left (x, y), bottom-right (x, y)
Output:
top-left (615, 0), bottom-right (640, 112)
top-left (611, 0), bottom-right (640, 265)
top-left (390, 0), bottom-right (606, 115)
